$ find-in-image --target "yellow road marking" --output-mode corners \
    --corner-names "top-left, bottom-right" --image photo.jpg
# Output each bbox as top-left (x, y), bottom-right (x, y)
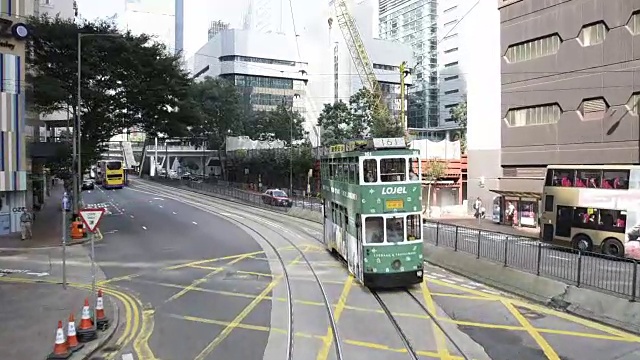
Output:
top-left (503, 300), bottom-right (560, 360)
top-left (166, 252), bottom-right (256, 302)
top-left (164, 250), bottom-right (266, 270)
top-left (193, 256), bottom-right (302, 360)
top-left (316, 275), bottom-right (354, 360)
top-left (133, 308), bottom-right (157, 359)
top-left (427, 277), bottom-right (640, 341)
top-left (171, 312), bottom-right (465, 359)
top-left (420, 280), bottom-right (451, 358)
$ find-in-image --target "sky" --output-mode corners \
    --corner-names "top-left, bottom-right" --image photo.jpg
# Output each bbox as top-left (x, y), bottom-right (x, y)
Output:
top-left (76, 0), bottom-right (249, 56)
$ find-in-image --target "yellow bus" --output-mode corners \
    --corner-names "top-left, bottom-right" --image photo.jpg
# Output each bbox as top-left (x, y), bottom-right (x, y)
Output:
top-left (97, 160), bottom-right (125, 189)
top-left (540, 165), bottom-right (640, 258)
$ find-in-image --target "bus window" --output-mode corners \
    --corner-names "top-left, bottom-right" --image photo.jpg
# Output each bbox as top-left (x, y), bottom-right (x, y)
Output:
top-left (408, 157), bottom-right (420, 181)
top-left (380, 158), bottom-right (406, 182)
top-left (552, 169), bottom-right (575, 187)
top-left (386, 216), bottom-right (405, 242)
top-left (363, 159), bottom-right (377, 183)
top-left (406, 214), bottom-right (421, 240)
top-left (576, 169), bottom-right (601, 188)
top-left (573, 207), bottom-right (598, 230)
top-left (602, 170), bottom-right (629, 189)
top-left (364, 217), bottom-right (384, 243)
top-left (599, 209), bottom-right (626, 233)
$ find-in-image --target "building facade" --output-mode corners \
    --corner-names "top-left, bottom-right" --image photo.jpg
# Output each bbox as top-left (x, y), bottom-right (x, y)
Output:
top-left (378, 0), bottom-right (438, 138)
top-left (490, 0), bottom-right (640, 226)
top-left (0, 0), bottom-right (37, 234)
top-left (188, 29), bottom-right (313, 142)
top-left (37, 0), bottom-right (76, 18)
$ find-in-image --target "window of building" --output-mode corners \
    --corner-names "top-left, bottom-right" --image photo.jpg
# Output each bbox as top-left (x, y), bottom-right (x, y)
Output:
top-left (444, 89), bottom-right (459, 95)
top-left (505, 34), bottom-right (561, 63)
top-left (380, 158), bottom-right (406, 182)
top-left (443, 34), bottom-right (458, 41)
top-left (579, 22), bottom-right (607, 46)
top-left (444, 47), bottom-right (458, 54)
top-left (444, 75), bottom-right (458, 81)
top-left (444, 20), bottom-right (457, 27)
top-left (627, 93), bottom-right (640, 115)
top-left (505, 104), bottom-right (561, 127)
top-left (444, 61), bottom-right (458, 68)
top-left (444, 103), bottom-right (458, 109)
top-left (444, 6), bottom-right (457, 13)
top-left (579, 98), bottom-right (607, 120)
top-left (627, 12), bottom-right (640, 35)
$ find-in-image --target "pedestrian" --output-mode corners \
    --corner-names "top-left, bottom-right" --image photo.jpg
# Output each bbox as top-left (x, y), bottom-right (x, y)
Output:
top-left (20, 208), bottom-right (33, 241)
top-left (473, 197), bottom-right (483, 219)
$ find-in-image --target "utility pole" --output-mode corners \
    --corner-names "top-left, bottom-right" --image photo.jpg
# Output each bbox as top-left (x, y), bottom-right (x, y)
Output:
top-left (399, 61), bottom-right (410, 135)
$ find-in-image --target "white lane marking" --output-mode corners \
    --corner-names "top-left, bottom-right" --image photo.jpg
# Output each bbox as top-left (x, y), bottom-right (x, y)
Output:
top-left (481, 289), bottom-right (500, 295)
top-left (440, 279), bottom-right (457, 284)
top-left (130, 215), bottom-right (134, 219)
top-left (450, 277), bottom-right (466, 282)
top-left (159, 205), bottom-right (163, 208)
top-left (103, 230), bottom-right (119, 234)
top-left (425, 275), bottom-right (439, 280)
top-left (142, 226), bottom-right (147, 230)
top-left (460, 284), bottom-right (477, 289)
top-left (148, 200), bottom-right (152, 203)
top-left (153, 197), bottom-right (164, 200)
top-left (221, 212), bottom-right (243, 218)
top-left (192, 221), bottom-right (197, 225)
top-left (122, 354), bottom-right (134, 360)
top-left (172, 211), bottom-right (177, 215)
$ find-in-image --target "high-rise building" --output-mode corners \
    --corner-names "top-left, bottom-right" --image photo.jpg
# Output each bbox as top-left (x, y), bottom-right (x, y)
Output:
top-left (208, 20), bottom-right (229, 40)
top-left (242, 0), bottom-right (286, 33)
top-left (123, 0), bottom-right (179, 53)
top-left (378, 0), bottom-right (438, 138)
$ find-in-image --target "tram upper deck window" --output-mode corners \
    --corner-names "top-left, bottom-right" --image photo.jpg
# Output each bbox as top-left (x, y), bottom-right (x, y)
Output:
top-left (380, 158), bottom-right (406, 182)
top-left (364, 217), bottom-right (384, 243)
top-left (386, 216), bottom-right (405, 243)
top-left (363, 159), bottom-right (377, 183)
top-left (406, 215), bottom-right (421, 240)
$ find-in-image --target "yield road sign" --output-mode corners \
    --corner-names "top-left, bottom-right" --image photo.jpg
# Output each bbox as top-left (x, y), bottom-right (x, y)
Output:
top-left (79, 208), bottom-right (106, 232)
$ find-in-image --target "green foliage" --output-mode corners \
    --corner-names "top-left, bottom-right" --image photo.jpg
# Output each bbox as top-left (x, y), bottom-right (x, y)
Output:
top-left (317, 87), bottom-right (403, 145)
top-left (27, 15), bottom-right (195, 169)
top-left (424, 159), bottom-right (446, 181)
top-left (230, 147), bottom-right (315, 190)
top-left (450, 100), bottom-right (467, 153)
top-left (245, 104), bottom-right (307, 146)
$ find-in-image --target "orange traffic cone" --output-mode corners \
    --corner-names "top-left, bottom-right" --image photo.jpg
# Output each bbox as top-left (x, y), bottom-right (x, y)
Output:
top-left (95, 289), bottom-right (110, 330)
top-left (76, 298), bottom-right (97, 342)
top-left (47, 320), bottom-right (71, 359)
top-left (66, 313), bottom-right (84, 352)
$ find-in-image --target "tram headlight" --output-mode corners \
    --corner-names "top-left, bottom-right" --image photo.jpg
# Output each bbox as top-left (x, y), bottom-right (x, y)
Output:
top-left (416, 270), bottom-right (423, 277)
top-left (391, 259), bottom-right (402, 270)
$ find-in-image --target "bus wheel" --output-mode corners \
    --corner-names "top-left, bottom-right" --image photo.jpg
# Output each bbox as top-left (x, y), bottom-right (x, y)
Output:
top-left (572, 234), bottom-right (593, 252)
top-left (601, 238), bottom-right (624, 258)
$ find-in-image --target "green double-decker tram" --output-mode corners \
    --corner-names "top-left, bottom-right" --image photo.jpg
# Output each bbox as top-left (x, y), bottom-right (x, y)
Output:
top-left (320, 137), bottom-right (424, 288)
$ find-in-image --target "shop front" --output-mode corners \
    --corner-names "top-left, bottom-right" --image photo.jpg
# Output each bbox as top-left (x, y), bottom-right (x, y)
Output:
top-left (489, 190), bottom-right (541, 229)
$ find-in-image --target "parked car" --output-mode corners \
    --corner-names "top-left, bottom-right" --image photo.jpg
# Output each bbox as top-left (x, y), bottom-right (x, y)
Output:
top-left (261, 189), bottom-right (293, 207)
top-left (81, 178), bottom-right (94, 190)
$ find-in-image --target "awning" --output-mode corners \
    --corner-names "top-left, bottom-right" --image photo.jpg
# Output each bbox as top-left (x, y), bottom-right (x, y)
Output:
top-left (489, 189), bottom-right (542, 200)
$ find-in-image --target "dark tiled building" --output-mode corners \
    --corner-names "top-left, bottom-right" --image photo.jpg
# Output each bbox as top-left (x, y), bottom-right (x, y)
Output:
top-left (499, 0), bottom-right (640, 194)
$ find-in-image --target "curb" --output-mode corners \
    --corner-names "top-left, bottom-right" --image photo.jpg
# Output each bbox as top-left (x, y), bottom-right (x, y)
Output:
top-left (79, 295), bottom-right (120, 360)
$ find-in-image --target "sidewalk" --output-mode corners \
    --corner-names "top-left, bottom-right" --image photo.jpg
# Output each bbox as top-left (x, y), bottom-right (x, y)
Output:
top-left (0, 281), bottom-right (117, 359)
top-left (429, 217), bottom-right (539, 238)
top-left (0, 182), bottom-right (87, 249)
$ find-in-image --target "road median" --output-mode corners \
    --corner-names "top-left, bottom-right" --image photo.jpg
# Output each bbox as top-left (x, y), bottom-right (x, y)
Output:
top-left (424, 242), bottom-right (640, 334)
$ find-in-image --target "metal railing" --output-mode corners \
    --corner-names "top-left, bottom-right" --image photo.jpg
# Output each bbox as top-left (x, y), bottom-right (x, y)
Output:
top-left (424, 220), bottom-right (640, 301)
top-left (148, 177), bottom-right (323, 212)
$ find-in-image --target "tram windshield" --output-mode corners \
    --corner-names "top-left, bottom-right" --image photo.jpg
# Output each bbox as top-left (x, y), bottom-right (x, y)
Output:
top-left (380, 158), bottom-right (406, 182)
top-left (364, 215), bottom-right (421, 243)
top-left (364, 159), bottom-right (377, 183)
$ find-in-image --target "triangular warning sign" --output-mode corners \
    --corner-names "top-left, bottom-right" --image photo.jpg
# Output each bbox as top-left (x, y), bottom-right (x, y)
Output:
top-left (79, 208), bottom-right (106, 232)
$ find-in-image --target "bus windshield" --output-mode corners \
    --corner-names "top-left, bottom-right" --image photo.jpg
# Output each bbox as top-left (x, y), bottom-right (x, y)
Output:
top-left (106, 161), bottom-right (122, 171)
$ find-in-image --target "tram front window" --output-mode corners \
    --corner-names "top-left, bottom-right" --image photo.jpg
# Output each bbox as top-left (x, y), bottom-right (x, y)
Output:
top-left (364, 159), bottom-right (377, 183)
top-left (365, 217), bottom-right (384, 243)
top-left (409, 157), bottom-right (420, 181)
top-left (381, 158), bottom-right (406, 182)
top-left (406, 215), bottom-right (421, 240)
top-left (386, 216), bottom-right (405, 242)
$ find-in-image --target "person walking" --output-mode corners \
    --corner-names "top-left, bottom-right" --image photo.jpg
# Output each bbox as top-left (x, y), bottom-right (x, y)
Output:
top-left (20, 208), bottom-right (33, 241)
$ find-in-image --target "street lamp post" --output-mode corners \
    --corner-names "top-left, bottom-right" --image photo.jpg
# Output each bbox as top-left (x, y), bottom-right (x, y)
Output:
top-left (283, 94), bottom-right (301, 197)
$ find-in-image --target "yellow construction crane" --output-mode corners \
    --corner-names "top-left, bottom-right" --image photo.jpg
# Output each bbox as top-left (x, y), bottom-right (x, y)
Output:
top-left (330, 0), bottom-right (410, 133)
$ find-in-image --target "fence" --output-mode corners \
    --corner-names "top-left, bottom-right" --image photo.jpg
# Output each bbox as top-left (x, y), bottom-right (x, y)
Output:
top-left (424, 220), bottom-right (640, 301)
top-left (149, 176), bottom-right (323, 212)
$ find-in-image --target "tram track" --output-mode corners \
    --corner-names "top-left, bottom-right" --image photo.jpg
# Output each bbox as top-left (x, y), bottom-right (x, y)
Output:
top-left (128, 181), bottom-right (344, 360)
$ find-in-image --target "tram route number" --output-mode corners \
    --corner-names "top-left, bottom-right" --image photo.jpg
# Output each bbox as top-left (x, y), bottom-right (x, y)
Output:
top-left (385, 200), bottom-right (404, 209)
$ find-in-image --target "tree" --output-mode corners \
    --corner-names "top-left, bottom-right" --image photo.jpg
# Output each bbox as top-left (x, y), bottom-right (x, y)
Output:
top-left (27, 15), bottom-right (195, 169)
top-left (423, 159), bottom-right (447, 218)
top-left (450, 100), bottom-right (467, 153)
top-left (246, 104), bottom-right (307, 145)
top-left (317, 87), bottom-right (403, 145)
